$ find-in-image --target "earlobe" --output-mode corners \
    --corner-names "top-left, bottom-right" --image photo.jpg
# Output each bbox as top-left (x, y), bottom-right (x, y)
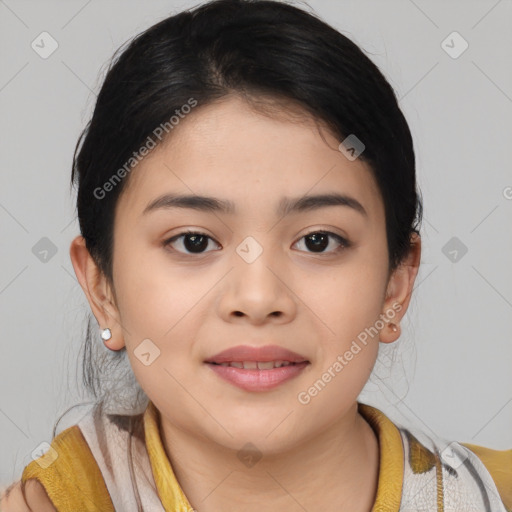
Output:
top-left (379, 319), bottom-right (401, 344)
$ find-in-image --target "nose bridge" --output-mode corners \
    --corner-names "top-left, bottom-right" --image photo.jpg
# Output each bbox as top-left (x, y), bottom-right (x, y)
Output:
top-left (233, 233), bottom-right (282, 290)
top-left (235, 233), bottom-right (271, 265)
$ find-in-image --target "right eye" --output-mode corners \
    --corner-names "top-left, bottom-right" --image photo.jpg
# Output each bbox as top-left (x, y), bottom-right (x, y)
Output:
top-left (163, 230), bottom-right (221, 255)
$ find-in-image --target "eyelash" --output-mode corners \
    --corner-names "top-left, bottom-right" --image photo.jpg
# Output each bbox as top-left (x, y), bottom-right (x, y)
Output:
top-left (163, 229), bottom-right (351, 256)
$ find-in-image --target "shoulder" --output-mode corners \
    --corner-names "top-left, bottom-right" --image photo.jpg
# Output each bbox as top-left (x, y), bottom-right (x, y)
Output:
top-left (1, 479), bottom-right (56, 511)
top-left (393, 424), bottom-right (511, 510)
top-left (460, 442), bottom-right (512, 510)
top-left (22, 423), bottom-right (89, 482)
top-left (19, 423), bottom-right (115, 511)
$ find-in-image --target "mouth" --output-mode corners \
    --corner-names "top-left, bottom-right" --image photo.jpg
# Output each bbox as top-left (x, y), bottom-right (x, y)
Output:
top-left (204, 345), bottom-right (310, 391)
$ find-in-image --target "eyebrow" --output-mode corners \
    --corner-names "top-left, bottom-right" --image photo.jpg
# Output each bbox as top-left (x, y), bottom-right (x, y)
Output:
top-left (142, 192), bottom-right (368, 218)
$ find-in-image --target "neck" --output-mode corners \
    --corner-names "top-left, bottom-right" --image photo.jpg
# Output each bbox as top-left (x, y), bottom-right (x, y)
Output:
top-left (158, 403), bottom-right (380, 512)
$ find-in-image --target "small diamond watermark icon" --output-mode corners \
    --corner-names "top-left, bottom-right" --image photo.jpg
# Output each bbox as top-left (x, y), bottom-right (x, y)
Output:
top-left (338, 134), bottom-right (365, 161)
top-left (31, 31), bottom-right (59, 59)
top-left (237, 442), bottom-right (263, 468)
top-left (441, 31), bottom-right (468, 59)
top-left (134, 338), bottom-right (161, 366)
top-left (236, 236), bottom-right (263, 264)
top-left (31, 442), bottom-right (59, 469)
top-left (441, 236), bottom-right (468, 263)
top-left (441, 442), bottom-right (468, 469)
top-left (32, 237), bottom-right (58, 263)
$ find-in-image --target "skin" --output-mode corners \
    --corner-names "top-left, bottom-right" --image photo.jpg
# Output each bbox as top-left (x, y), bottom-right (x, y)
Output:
top-left (70, 95), bottom-right (421, 512)
top-left (0, 479), bottom-right (57, 511)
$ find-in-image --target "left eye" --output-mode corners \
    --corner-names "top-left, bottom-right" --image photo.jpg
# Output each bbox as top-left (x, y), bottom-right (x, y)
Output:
top-left (294, 230), bottom-right (350, 254)
top-left (163, 230), bottom-right (350, 255)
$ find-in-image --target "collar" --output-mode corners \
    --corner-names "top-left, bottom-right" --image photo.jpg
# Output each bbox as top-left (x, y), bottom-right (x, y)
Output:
top-left (358, 402), bottom-right (404, 511)
top-left (143, 400), bottom-right (404, 512)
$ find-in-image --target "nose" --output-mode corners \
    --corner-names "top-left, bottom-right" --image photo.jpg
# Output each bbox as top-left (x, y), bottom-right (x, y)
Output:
top-left (216, 249), bottom-right (297, 325)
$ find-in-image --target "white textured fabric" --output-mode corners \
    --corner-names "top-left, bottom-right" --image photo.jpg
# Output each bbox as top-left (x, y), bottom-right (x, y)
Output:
top-left (398, 425), bottom-right (508, 512)
top-left (77, 405), bottom-right (165, 512)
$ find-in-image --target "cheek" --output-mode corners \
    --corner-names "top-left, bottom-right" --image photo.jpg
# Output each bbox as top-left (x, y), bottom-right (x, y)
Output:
top-left (307, 264), bottom-right (386, 396)
top-left (111, 239), bottom-right (185, 332)
top-left (112, 245), bottom-right (206, 366)
top-left (295, 270), bottom-right (384, 423)
top-left (311, 262), bottom-right (387, 342)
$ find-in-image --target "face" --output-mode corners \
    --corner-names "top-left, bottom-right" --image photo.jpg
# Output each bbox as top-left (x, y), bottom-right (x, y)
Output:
top-left (93, 96), bottom-right (406, 453)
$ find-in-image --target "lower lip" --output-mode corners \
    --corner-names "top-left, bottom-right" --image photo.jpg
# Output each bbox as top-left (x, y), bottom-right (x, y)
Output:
top-left (206, 362), bottom-right (309, 391)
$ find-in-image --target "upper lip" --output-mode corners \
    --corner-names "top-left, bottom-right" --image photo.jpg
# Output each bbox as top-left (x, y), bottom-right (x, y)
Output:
top-left (205, 345), bottom-right (309, 364)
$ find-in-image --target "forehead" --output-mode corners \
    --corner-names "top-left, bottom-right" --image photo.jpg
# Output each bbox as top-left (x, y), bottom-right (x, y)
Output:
top-left (116, 96), bottom-right (383, 223)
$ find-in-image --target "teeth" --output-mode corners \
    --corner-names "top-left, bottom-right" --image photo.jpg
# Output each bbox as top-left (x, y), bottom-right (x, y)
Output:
top-left (216, 361), bottom-right (295, 369)
top-left (257, 361), bottom-right (275, 370)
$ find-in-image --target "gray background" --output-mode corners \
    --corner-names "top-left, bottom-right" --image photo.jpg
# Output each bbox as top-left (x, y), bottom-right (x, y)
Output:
top-left (1, 0), bottom-right (511, 488)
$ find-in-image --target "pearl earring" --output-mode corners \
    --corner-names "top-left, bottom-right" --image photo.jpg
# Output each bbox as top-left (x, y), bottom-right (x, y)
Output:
top-left (389, 323), bottom-right (398, 333)
top-left (101, 328), bottom-right (112, 341)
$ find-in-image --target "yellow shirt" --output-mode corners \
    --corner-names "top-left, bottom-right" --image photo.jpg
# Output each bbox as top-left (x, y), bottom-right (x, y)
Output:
top-left (21, 400), bottom-right (512, 511)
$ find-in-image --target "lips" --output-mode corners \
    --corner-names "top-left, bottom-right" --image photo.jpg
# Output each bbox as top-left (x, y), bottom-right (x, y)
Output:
top-left (204, 345), bottom-right (309, 365)
top-left (204, 345), bottom-right (310, 391)
top-left (204, 344), bottom-right (310, 391)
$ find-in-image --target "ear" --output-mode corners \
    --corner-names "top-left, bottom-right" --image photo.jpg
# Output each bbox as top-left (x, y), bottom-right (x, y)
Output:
top-left (69, 235), bottom-right (125, 350)
top-left (379, 232), bottom-right (421, 343)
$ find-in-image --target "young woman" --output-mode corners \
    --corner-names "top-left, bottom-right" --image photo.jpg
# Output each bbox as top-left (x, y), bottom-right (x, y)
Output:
top-left (2, 0), bottom-right (510, 510)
